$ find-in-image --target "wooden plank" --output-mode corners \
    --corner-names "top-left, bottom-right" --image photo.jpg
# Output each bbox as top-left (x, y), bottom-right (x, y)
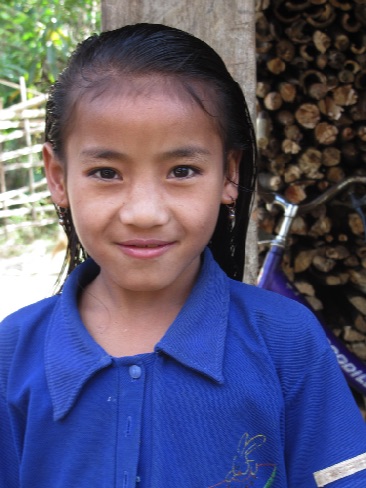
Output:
top-left (0, 108), bottom-right (45, 121)
top-left (0, 178), bottom-right (48, 203)
top-left (0, 144), bottom-right (43, 163)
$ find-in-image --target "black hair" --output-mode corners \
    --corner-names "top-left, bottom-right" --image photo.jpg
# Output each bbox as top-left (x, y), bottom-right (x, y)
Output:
top-left (45, 23), bottom-right (257, 285)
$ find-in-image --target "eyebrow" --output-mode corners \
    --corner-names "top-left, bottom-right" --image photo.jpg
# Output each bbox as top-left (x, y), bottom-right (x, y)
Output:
top-left (80, 146), bottom-right (212, 163)
top-left (80, 148), bottom-right (126, 162)
top-left (161, 146), bottom-right (212, 162)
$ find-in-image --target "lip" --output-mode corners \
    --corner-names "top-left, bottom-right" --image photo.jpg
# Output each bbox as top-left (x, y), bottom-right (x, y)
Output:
top-left (117, 239), bottom-right (176, 259)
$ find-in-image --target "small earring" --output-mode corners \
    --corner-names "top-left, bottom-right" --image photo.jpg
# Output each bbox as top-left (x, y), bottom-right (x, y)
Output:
top-left (226, 198), bottom-right (236, 230)
top-left (57, 206), bottom-right (69, 228)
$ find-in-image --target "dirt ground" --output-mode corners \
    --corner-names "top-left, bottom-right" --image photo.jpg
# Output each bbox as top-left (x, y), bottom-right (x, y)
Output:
top-left (0, 239), bottom-right (65, 321)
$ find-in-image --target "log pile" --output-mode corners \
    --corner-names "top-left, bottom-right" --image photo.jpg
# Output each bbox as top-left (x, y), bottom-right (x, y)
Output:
top-left (256, 0), bottom-right (366, 407)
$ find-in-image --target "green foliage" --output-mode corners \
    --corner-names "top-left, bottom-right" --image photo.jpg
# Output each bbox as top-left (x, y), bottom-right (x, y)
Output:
top-left (0, 0), bottom-right (101, 106)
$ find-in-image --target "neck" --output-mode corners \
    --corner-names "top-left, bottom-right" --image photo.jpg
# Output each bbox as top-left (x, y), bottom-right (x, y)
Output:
top-left (78, 268), bottom-right (197, 357)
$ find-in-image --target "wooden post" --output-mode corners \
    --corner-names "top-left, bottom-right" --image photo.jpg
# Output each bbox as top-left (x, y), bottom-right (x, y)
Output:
top-left (101, 0), bottom-right (257, 282)
top-left (0, 99), bottom-right (8, 237)
top-left (19, 76), bottom-right (37, 227)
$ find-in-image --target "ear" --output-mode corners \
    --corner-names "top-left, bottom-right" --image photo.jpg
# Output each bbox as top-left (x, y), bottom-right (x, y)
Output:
top-left (43, 142), bottom-right (69, 208)
top-left (221, 149), bottom-right (241, 205)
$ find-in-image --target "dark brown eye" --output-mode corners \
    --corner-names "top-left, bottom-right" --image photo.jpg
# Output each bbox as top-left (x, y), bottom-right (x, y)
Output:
top-left (170, 166), bottom-right (200, 179)
top-left (99, 168), bottom-right (117, 179)
top-left (173, 167), bottom-right (190, 178)
top-left (89, 168), bottom-right (119, 180)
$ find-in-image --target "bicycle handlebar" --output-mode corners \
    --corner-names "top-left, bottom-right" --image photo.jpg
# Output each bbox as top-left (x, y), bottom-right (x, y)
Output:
top-left (258, 175), bottom-right (366, 395)
top-left (298, 176), bottom-right (366, 215)
top-left (259, 176), bottom-right (366, 215)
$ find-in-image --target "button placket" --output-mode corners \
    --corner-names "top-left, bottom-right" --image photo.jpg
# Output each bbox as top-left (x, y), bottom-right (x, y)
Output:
top-left (116, 362), bottom-right (145, 488)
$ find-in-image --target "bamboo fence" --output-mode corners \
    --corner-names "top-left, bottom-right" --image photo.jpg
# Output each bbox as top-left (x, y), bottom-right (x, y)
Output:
top-left (0, 78), bottom-right (56, 237)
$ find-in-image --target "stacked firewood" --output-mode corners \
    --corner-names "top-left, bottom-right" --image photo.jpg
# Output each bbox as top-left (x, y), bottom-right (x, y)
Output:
top-left (255, 0), bottom-right (366, 384)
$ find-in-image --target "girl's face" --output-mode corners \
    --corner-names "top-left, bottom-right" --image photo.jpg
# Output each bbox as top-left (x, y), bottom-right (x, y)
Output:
top-left (44, 81), bottom-right (240, 298)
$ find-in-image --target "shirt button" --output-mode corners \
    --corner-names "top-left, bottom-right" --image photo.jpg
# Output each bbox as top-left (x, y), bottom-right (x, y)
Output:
top-left (129, 365), bottom-right (142, 379)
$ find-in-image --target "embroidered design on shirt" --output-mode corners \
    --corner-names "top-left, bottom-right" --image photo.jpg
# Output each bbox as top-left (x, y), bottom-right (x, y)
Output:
top-left (209, 432), bottom-right (277, 487)
top-left (313, 452), bottom-right (366, 486)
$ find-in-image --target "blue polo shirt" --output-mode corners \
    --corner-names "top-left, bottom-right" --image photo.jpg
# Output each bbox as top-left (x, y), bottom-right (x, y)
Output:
top-left (1, 249), bottom-right (366, 487)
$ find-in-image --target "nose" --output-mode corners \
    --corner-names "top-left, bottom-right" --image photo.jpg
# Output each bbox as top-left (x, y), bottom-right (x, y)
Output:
top-left (119, 181), bottom-right (170, 229)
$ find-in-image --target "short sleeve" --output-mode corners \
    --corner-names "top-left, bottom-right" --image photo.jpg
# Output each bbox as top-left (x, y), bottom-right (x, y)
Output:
top-left (0, 392), bottom-right (20, 487)
top-left (285, 337), bottom-right (366, 487)
top-left (0, 316), bottom-right (21, 486)
top-left (231, 281), bottom-right (366, 487)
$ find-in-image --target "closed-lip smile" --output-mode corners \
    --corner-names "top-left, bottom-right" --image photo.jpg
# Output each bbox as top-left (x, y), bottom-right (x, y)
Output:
top-left (118, 239), bottom-right (175, 259)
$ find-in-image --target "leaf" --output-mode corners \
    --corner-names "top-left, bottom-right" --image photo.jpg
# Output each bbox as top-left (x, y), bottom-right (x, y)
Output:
top-left (0, 0), bottom-right (101, 105)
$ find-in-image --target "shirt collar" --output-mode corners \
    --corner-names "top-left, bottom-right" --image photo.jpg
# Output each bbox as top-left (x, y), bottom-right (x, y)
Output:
top-left (45, 260), bottom-right (112, 421)
top-left (45, 248), bottom-right (229, 421)
top-left (155, 248), bottom-right (229, 384)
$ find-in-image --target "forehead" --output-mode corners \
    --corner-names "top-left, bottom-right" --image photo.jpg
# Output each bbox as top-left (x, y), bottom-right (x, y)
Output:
top-left (65, 76), bottom-right (225, 160)
top-left (67, 74), bottom-right (223, 137)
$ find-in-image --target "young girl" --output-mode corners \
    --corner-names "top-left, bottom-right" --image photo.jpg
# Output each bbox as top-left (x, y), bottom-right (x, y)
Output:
top-left (1, 23), bottom-right (365, 488)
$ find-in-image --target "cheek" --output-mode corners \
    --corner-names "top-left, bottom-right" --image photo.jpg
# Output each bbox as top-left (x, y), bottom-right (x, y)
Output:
top-left (69, 198), bottom-right (106, 242)
top-left (192, 201), bottom-right (222, 235)
top-left (67, 180), bottom-right (105, 217)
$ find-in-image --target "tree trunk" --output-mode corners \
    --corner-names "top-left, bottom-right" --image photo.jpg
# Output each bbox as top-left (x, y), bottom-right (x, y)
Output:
top-left (101, 0), bottom-right (258, 283)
